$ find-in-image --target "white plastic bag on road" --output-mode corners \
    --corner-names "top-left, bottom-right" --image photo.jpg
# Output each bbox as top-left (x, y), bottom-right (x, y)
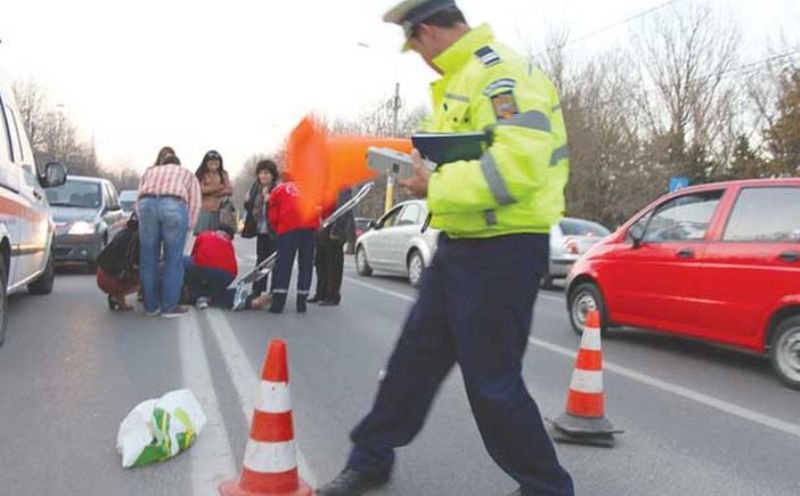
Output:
top-left (117, 388), bottom-right (207, 468)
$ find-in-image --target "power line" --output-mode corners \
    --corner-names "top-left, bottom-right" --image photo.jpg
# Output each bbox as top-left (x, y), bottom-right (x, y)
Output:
top-left (572, 48), bottom-right (800, 111)
top-left (530, 0), bottom-right (680, 59)
top-left (567, 0), bottom-right (680, 47)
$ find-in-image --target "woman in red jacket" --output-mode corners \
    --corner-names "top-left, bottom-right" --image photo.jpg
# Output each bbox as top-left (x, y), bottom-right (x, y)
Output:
top-left (268, 173), bottom-right (319, 313)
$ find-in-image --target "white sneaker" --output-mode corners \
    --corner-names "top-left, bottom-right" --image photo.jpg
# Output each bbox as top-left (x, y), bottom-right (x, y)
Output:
top-left (145, 309), bottom-right (161, 317)
top-left (195, 297), bottom-right (210, 310)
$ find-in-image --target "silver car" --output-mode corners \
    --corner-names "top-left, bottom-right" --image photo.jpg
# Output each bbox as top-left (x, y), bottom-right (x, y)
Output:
top-left (354, 200), bottom-right (439, 288)
top-left (543, 217), bottom-right (610, 288)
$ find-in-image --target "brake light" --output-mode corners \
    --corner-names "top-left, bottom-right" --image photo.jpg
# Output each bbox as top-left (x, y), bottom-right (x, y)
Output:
top-left (564, 237), bottom-right (579, 255)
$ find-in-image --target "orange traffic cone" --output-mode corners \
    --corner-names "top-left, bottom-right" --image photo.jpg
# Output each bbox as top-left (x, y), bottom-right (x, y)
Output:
top-left (552, 310), bottom-right (622, 447)
top-left (220, 340), bottom-right (312, 496)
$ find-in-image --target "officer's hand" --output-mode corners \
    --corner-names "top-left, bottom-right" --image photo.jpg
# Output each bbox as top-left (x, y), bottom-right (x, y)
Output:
top-left (399, 149), bottom-right (430, 198)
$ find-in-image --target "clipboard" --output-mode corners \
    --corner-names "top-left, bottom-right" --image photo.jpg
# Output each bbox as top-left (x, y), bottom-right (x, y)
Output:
top-left (411, 131), bottom-right (489, 165)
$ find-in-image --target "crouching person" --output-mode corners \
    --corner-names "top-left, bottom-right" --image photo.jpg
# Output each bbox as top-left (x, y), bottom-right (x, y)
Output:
top-left (183, 208), bottom-right (271, 311)
top-left (96, 215), bottom-right (140, 311)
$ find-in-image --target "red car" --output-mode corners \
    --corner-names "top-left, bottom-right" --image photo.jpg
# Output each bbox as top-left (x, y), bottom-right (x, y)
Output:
top-left (566, 178), bottom-right (800, 389)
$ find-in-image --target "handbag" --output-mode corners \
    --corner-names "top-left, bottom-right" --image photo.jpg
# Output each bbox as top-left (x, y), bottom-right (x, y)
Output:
top-left (240, 182), bottom-right (259, 238)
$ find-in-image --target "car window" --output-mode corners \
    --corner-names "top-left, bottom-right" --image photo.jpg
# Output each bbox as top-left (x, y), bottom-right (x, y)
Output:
top-left (724, 187), bottom-right (800, 242)
top-left (643, 191), bottom-right (722, 243)
top-left (2, 104), bottom-right (23, 162)
top-left (0, 99), bottom-right (12, 163)
top-left (379, 206), bottom-right (403, 228)
top-left (397, 203), bottom-right (422, 226)
top-left (45, 180), bottom-right (102, 209)
top-left (560, 219), bottom-right (610, 237)
top-left (106, 183), bottom-right (120, 209)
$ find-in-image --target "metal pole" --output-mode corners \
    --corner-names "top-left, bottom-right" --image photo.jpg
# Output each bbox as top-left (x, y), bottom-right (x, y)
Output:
top-left (385, 82), bottom-right (401, 213)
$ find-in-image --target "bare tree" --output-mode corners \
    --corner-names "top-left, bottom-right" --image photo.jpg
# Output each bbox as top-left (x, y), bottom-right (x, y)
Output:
top-left (631, 4), bottom-right (741, 180)
top-left (11, 79), bottom-right (48, 150)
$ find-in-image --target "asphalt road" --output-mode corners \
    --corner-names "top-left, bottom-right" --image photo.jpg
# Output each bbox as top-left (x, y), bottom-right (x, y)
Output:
top-left (0, 237), bottom-right (798, 496)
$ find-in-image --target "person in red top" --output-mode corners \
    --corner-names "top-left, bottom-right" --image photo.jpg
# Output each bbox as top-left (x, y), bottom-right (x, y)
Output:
top-left (183, 207), bottom-right (270, 310)
top-left (268, 173), bottom-right (320, 313)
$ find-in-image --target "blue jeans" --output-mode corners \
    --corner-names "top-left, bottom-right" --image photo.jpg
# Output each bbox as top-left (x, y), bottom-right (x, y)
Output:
top-left (183, 257), bottom-right (236, 309)
top-left (138, 197), bottom-right (189, 313)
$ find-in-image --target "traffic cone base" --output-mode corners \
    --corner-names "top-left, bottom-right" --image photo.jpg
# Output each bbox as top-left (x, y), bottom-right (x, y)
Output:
top-left (219, 478), bottom-right (312, 496)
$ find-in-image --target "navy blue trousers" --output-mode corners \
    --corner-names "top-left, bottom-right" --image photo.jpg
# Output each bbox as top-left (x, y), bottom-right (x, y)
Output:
top-left (183, 257), bottom-right (236, 308)
top-left (270, 228), bottom-right (316, 311)
top-left (347, 233), bottom-right (574, 496)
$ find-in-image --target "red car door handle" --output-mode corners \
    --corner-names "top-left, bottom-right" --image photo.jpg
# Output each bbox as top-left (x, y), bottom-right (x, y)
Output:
top-left (677, 248), bottom-right (695, 259)
top-left (779, 251), bottom-right (800, 262)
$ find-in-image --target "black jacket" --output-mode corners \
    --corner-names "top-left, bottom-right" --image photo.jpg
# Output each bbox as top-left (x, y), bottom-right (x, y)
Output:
top-left (326, 189), bottom-right (356, 243)
top-left (96, 217), bottom-right (139, 280)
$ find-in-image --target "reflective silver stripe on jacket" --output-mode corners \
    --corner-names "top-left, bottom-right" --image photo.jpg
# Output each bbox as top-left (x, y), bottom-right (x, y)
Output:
top-left (550, 145), bottom-right (569, 166)
top-left (496, 111), bottom-right (551, 133)
top-left (480, 152), bottom-right (515, 206)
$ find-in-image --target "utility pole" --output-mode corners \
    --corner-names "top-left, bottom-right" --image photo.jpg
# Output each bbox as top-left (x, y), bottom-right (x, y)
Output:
top-left (385, 82), bottom-right (401, 213)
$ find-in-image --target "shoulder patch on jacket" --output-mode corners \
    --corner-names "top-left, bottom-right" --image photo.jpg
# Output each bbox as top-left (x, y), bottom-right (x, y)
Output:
top-left (474, 46), bottom-right (501, 67)
top-left (490, 91), bottom-right (519, 120)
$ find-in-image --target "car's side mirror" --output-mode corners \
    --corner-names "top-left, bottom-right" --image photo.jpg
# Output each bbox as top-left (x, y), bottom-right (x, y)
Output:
top-left (629, 224), bottom-right (645, 248)
top-left (40, 162), bottom-right (67, 188)
top-left (368, 220), bottom-right (378, 230)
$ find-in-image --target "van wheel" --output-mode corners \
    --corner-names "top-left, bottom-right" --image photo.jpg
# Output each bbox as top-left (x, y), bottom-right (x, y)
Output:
top-left (356, 246), bottom-right (372, 276)
top-left (770, 315), bottom-right (800, 390)
top-left (28, 248), bottom-right (55, 295)
top-left (407, 250), bottom-right (424, 288)
top-left (568, 282), bottom-right (607, 336)
top-left (0, 257), bottom-right (8, 347)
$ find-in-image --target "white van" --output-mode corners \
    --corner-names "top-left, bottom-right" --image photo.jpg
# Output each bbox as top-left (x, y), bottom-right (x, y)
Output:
top-left (0, 76), bottom-right (67, 346)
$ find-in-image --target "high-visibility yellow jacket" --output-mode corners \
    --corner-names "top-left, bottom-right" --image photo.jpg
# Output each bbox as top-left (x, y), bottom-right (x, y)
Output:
top-left (423, 23), bottom-right (569, 238)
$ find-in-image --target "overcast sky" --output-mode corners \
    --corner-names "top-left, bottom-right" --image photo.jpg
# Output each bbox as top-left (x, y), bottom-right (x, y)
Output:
top-left (1, 0), bottom-right (798, 177)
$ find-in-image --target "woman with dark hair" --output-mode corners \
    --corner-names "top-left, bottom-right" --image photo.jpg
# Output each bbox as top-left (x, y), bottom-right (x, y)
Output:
top-left (244, 159), bottom-right (280, 297)
top-left (194, 150), bottom-right (233, 235)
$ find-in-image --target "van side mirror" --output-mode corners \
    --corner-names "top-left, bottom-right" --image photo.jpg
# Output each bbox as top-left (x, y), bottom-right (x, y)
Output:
top-left (629, 224), bottom-right (645, 248)
top-left (40, 162), bottom-right (67, 188)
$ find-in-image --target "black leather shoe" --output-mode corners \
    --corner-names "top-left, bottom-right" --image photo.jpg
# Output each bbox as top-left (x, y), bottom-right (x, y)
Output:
top-left (316, 469), bottom-right (389, 496)
top-left (307, 295), bottom-right (323, 303)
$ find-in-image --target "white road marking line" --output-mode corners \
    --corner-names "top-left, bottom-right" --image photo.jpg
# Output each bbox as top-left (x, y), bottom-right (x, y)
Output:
top-left (204, 309), bottom-right (318, 488)
top-left (345, 276), bottom-right (800, 440)
top-left (344, 276), bottom-right (414, 302)
top-left (178, 312), bottom-right (237, 496)
top-left (344, 276), bottom-right (565, 304)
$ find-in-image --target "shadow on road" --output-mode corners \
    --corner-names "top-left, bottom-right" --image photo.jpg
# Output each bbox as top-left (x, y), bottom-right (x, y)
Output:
top-left (606, 327), bottom-right (770, 376)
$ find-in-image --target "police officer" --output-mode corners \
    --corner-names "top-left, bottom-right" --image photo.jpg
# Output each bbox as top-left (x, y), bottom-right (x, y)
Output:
top-left (317, 1), bottom-right (573, 495)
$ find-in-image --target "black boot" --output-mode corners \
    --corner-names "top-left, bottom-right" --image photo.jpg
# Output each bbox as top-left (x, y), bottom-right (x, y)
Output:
top-left (296, 294), bottom-right (308, 313)
top-left (269, 293), bottom-right (286, 314)
top-left (307, 294), bottom-right (323, 303)
top-left (316, 469), bottom-right (389, 496)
